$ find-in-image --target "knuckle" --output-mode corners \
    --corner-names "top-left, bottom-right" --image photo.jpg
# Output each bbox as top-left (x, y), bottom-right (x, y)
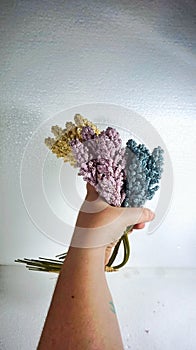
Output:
top-left (145, 208), bottom-right (152, 221)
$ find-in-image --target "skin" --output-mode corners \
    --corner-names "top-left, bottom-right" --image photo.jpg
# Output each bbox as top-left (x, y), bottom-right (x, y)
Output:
top-left (37, 183), bottom-right (155, 350)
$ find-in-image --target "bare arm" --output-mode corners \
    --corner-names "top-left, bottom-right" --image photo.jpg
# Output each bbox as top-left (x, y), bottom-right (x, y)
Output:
top-left (37, 184), bottom-right (154, 350)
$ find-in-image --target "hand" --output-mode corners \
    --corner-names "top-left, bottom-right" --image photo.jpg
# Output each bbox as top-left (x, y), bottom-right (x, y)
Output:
top-left (71, 182), bottom-right (155, 251)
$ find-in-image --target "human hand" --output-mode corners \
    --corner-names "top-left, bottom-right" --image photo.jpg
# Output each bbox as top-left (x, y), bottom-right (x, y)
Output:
top-left (70, 182), bottom-right (155, 251)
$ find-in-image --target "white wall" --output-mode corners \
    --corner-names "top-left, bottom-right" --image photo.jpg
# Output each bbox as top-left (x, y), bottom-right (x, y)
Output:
top-left (0, 1), bottom-right (196, 349)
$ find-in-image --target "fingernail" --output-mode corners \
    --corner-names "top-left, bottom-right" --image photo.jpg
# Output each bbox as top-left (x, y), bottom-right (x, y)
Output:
top-left (151, 212), bottom-right (155, 219)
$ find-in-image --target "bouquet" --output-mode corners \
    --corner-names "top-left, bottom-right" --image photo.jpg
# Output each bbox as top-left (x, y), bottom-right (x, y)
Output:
top-left (16, 114), bottom-right (164, 272)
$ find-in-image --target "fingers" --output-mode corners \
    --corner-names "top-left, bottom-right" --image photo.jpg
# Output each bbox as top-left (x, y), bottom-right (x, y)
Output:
top-left (126, 207), bottom-right (155, 225)
top-left (72, 188), bottom-right (155, 248)
top-left (71, 205), bottom-right (155, 248)
top-left (136, 208), bottom-right (155, 223)
top-left (80, 195), bottom-right (154, 230)
top-left (133, 223), bottom-right (145, 229)
top-left (85, 183), bottom-right (155, 226)
top-left (109, 206), bottom-right (155, 230)
top-left (127, 223), bottom-right (145, 236)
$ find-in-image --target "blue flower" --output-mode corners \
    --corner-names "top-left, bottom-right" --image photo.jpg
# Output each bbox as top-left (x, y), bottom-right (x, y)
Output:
top-left (123, 141), bottom-right (164, 207)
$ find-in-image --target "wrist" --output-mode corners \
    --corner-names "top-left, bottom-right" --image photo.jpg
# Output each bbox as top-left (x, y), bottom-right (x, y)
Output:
top-left (64, 245), bottom-right (106, 273)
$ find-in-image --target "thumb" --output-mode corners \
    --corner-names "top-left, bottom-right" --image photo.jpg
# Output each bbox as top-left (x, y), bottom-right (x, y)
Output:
top-left (130, 207), bottom-right (155, 224)
top-left (109, 206), bottom-right (155, 230)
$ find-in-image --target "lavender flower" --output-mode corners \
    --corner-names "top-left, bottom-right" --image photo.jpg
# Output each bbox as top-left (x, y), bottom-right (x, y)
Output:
top-left (81, 125), bottom-right (96, 141)
top-left (70, 126), bottom-right (126, 206)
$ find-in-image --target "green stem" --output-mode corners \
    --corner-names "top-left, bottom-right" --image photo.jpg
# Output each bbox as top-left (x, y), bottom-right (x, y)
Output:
top-left (112, 233), bottom-right (130, 270)
top-left (15, 258), bottom-right (63, 273)
top-left (105, 224), bottom-right (133, 270)
top-left (106, 238), bottom-right (123, 267)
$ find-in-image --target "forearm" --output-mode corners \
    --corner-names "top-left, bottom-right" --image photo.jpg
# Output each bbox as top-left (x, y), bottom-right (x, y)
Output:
top-left (37, 245), bottom-right (124, 350)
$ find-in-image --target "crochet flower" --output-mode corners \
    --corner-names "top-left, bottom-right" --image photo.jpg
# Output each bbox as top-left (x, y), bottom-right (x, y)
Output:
top-left (45, 114), bottom-right (100, 166)
top-left (70, 126), bottom-right (126, 206)
top-left (123, 140), bottom-right (164, 207)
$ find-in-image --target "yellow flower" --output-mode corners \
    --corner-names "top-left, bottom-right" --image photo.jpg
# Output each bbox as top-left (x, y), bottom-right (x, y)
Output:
top-left (45, 114), bottom-right (100, 165)
top-left (74, 114), bottom-right (100, 135)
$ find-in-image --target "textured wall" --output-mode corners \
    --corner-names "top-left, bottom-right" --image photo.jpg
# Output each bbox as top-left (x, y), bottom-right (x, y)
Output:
top-left (0, 0), bottom-right (195, 266)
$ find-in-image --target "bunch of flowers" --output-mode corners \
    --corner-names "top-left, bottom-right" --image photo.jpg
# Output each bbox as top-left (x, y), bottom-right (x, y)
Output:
top-left (16, 114), bottom-right (164, 272)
